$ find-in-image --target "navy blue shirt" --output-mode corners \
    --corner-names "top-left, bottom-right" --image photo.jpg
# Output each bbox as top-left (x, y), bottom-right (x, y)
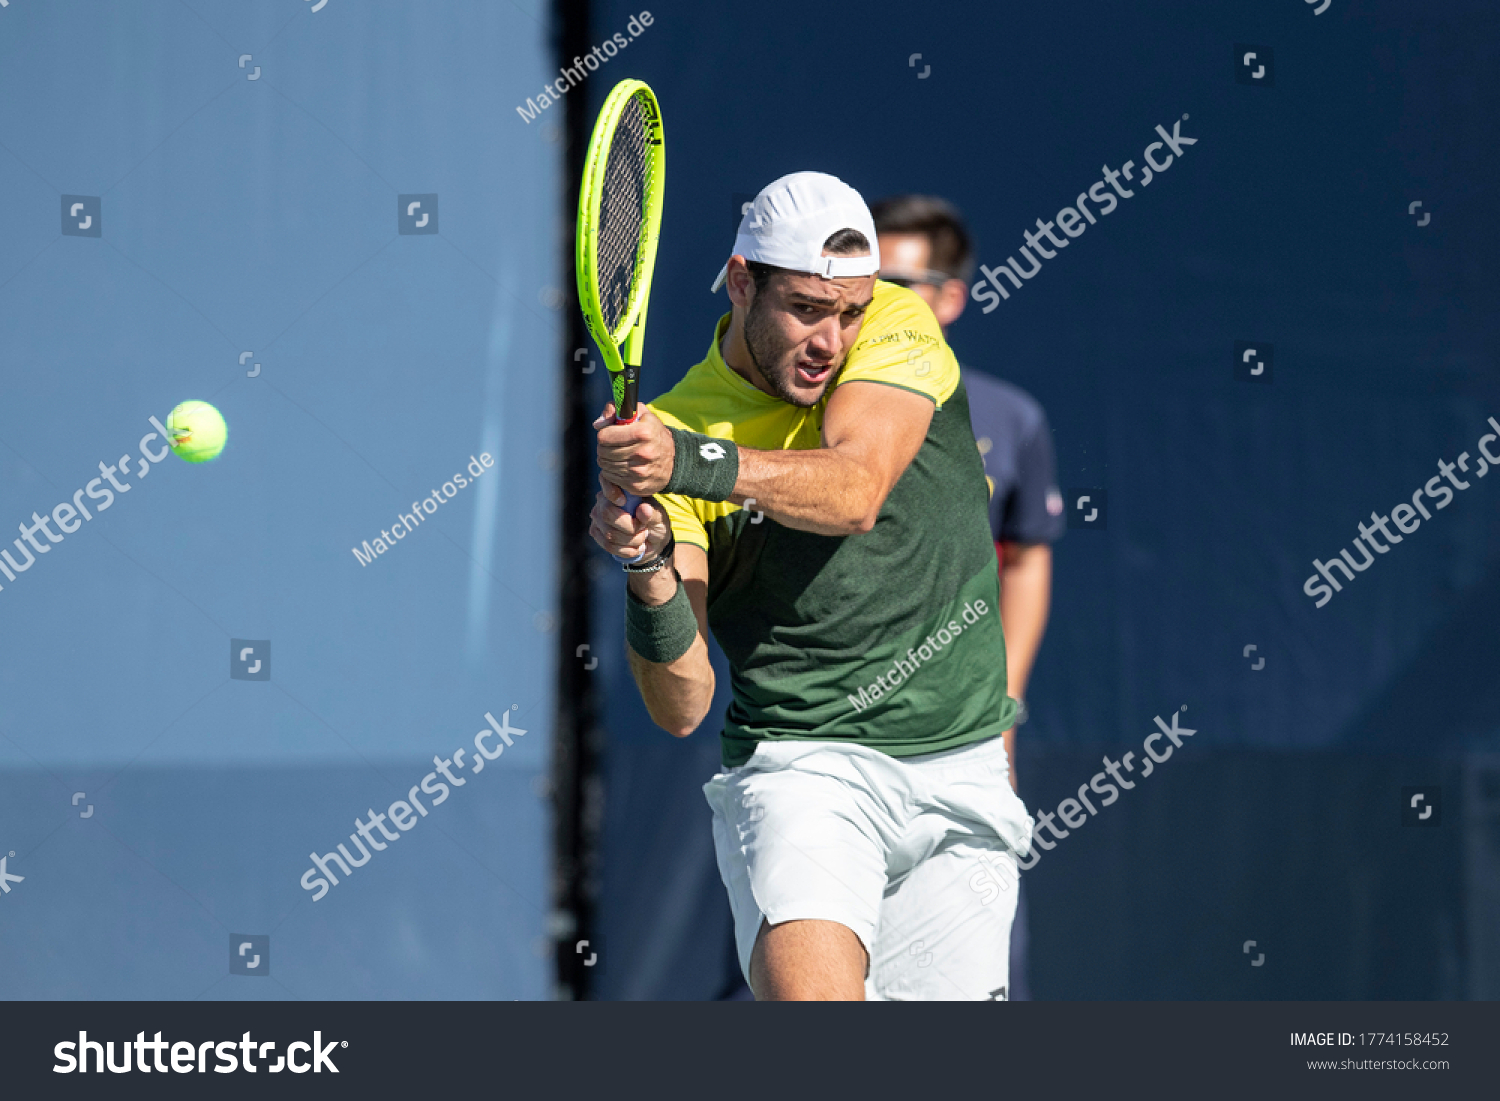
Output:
top-left (962, 368), bottom-right (1064, 546)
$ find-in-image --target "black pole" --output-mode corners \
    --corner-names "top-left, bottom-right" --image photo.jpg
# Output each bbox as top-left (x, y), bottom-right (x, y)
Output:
top-left (551, 0), bottom-right (603, 1000)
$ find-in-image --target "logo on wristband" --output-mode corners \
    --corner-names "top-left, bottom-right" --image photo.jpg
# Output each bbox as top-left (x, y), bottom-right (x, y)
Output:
top-left (700, 442), bottom-right (727, 461)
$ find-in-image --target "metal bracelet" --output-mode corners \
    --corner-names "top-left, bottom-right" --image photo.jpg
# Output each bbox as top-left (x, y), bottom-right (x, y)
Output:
top-left (1013, 697), bottom-right (1029, 726)
top-left (621, 536), bottom-right (675, 573)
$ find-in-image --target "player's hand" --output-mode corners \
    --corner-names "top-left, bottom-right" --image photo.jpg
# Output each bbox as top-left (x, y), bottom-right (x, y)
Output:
top-left (595, 403), bottom-right (674, 497)
top-left (589, 474), bottom-right (673, 562)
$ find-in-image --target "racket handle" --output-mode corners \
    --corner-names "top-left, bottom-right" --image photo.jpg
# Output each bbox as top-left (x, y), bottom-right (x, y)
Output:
top-left (611, 405), bottom-right (647, 563)
top-left (617, 363), bottom-right (640, 423)
top-left (617, 491), bottom-right (647, 564)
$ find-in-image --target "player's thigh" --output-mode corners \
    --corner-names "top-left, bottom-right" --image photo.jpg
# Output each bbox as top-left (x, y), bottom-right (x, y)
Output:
top-left (705, 756), bottom-right (893, 984)
top-left (750, 917), bottom-right (869, 1001)
top-left (868, 839), bottom-right (1019, 1001)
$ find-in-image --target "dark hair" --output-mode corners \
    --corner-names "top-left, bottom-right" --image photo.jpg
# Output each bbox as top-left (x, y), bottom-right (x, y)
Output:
top-left (869, 195), bottom-right (974, 282)
top-left (745, 228), bottom-right (871, 295)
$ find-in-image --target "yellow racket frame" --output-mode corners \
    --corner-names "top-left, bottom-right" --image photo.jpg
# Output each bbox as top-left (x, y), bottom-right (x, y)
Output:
top-left (575, 79), bottom-right (665, 418)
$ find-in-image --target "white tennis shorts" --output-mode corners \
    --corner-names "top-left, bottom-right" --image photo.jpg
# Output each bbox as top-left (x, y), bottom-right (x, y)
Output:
top-left (703, 734), bottom-right (1035, 1000)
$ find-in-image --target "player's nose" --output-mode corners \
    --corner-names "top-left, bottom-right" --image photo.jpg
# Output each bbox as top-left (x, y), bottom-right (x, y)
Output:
top-left (806, 315), bottom-right (843, 356)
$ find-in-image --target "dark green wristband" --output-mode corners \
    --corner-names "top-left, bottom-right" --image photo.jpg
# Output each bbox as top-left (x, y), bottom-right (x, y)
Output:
top-left (664, 427), bottom-right (740, 501)
top-left (625, 573), bottom-right (698, 663)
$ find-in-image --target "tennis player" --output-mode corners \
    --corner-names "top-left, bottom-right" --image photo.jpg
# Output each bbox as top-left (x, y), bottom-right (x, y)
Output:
top-left (589, 172), bottom-right (1033, 1000)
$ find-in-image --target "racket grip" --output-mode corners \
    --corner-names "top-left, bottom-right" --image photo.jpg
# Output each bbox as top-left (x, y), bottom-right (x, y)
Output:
top-left (618, 491), bottom-right (647, 564)
top-left (612, 407), bottom-right (647, 563)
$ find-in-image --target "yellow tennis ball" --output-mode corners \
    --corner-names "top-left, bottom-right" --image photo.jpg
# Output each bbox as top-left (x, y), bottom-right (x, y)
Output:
top-left (166, 401), bottom-right (227, 463)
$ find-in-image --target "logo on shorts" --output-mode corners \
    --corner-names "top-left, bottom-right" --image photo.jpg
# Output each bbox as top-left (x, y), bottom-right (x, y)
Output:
top-left (700, 442), bottom-right (726, 461)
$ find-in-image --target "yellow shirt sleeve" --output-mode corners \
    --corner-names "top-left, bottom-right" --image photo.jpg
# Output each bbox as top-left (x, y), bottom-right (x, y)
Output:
top-left (654, 491), bottom-right (710, 552)
top-left (835, 282), bottom-right (960, 407)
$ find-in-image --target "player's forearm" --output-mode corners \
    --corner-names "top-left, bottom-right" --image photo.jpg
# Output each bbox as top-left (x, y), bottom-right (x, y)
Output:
top-left (627, 644), bottom-right (714, 737)
top-left (625, 570), bottom-right (715, 737)
top-left (999, 544), bottom-right (1052, 700)
top-left (730, 445), bottom-right (882, 536)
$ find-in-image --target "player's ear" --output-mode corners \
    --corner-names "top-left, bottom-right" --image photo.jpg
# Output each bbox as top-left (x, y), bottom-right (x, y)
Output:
top-left (724, 256), bottom-right (755, 309)
top-left (935, 278), bottom-right (967, 327)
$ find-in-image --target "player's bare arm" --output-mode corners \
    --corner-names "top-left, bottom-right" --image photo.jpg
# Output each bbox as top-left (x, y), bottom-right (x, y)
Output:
top-left (595, 254), bottom-right (935, 535)
top-left (730, 381), bottom-right (932, 534)
top-left (595, 385), bottom-right (932, 536)
top-left (588, 477), bottom-right (715, 737)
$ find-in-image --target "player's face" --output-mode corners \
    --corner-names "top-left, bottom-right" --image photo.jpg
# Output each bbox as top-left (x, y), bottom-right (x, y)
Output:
top-left (743, 269), bottom-right (875, 407)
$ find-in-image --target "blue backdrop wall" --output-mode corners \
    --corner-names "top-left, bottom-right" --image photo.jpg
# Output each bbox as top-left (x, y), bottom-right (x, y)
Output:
top-left (0, 0), bottom-right (561, 999)
top-left (588, 0), bottom-right (1500, 999)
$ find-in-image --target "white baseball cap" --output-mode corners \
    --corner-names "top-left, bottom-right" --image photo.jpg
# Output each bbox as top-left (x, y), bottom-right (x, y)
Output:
top-left (710, 171), bottom-right (881, 292)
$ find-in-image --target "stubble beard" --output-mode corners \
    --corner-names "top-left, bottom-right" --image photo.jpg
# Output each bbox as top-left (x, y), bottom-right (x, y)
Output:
top-left (743, 292), bottom-right (841, 408)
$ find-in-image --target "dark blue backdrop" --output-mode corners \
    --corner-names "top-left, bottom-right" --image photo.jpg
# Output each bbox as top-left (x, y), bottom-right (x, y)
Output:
top-left (589, 0), bottom-right (1500, 999)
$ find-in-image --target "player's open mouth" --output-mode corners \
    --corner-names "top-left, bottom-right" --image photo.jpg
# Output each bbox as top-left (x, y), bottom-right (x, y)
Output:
top-left (795, 362), bottom-right (832, 384)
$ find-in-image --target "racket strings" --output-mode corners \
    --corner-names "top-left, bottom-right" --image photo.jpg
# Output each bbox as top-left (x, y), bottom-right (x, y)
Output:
top-left (596, 95), bottom-right (654, 333)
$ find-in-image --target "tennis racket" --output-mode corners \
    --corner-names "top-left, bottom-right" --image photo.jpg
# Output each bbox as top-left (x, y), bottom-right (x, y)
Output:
top-left (576, 78), bottom-right (665, 561)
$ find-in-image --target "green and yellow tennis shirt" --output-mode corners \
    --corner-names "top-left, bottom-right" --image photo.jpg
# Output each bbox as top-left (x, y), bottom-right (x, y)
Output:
top-left (650, 280), bottom-right (1015, 768)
